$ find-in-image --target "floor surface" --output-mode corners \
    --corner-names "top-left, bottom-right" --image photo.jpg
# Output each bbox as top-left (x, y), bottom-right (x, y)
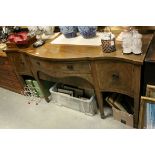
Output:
top-left (0, 87), bottom-right (132, 129)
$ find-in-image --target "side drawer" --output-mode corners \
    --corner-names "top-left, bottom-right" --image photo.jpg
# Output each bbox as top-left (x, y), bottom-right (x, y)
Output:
top-left (96, 60), bottom-right (134, 96)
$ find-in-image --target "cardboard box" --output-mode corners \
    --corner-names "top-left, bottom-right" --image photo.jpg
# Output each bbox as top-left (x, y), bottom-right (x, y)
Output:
top-left (112, 107), bottom-right (133, 127)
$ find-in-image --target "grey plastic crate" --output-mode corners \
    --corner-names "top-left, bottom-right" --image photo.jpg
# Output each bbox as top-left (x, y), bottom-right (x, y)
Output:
top-left (49, 84), bottom-right (97, 116)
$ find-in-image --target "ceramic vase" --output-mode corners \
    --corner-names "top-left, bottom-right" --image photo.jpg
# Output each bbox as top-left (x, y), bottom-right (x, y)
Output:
top-left (38, 26), bottom-right (55, 40)
top-left (122, 31), bottom-right (133, 54)
top-left (132, 29), bottom-right (142, 55)
top-left (38, 26), bottom-right (55, 35)
top-left (28, 26), bottom-right (40, 37)
top-left (28, 26), bottom-right (55, 40)
top-left (59, 26), bottom-right (78, 38)
top-left (78, 26), bottom-right (97, 38)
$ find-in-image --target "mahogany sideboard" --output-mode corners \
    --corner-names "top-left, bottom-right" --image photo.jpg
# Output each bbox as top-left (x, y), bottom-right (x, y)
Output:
top-left (4, 33), bottom-right (153, 128)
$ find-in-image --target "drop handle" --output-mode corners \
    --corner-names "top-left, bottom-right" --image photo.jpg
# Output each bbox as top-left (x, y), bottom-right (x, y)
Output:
top-left (112, 73), bottom-right (119, 80)
top-left (67, 65), bottom-right (74, 70)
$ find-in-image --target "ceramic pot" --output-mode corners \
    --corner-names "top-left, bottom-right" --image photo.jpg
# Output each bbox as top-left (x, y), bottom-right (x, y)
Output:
top-left (132, 29), bottom-right (142, 55)
top-left (122, 31), bottom-right (133, 54)
top-left (78, 26), bottom-right (97, 38)
top-left (38, 26), bottom-right (55, 35)
top-left (59, 26), bottom-right (78, 38)
top-left (28, 26), bottom-right (55, 40)
top-left (38, 26), bottom-right (55, 40)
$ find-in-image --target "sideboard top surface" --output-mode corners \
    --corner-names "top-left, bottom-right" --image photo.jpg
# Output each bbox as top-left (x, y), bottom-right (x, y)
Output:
top-left (4, 32), bottom-right (153, 64)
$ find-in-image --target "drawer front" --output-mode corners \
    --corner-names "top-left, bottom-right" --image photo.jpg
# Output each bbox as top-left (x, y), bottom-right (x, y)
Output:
top-left (8, 53), bottom-right (32, 75)
top-left (96, 60), bottom-right (134, 96)
top-left (30, 58), bottom-right (91, 74)
top-left (0, 57), bottom-right (13, 71)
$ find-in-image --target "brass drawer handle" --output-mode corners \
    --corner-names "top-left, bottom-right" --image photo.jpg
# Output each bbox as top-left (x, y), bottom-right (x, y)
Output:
top-left (112, 73), bottom-right (119, 80)
top-left (67, 65), bottom-right (74, 70)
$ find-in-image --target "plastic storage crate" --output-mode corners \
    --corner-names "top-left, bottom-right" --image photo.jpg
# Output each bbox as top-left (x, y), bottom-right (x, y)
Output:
top-left (49, 83), bottom-right (97, 116)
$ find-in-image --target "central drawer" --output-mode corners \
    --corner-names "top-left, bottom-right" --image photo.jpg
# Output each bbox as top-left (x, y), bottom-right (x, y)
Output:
top-left (96, 60), bottom-right (134, 96)
top-left (30, 58), bottom-right (91, 74)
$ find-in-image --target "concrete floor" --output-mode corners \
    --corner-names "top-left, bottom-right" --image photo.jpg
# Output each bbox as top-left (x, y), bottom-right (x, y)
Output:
top-left (0, 87), bottom-right (132, 129)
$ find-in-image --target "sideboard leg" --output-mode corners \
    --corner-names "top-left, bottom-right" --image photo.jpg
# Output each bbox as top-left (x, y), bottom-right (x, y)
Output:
top-left (133, 65), bottom-right (141, 128)
top-left (96, 91), bottom-right (105, 119)
top-left (101, 113), bottom-right (106, 119)
top-left (134, 95), bottom-right (140, 128)
top-left (91, 61), bottom-right (105, 118)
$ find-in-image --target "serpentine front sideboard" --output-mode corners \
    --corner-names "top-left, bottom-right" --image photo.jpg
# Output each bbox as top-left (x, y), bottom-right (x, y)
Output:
top-left (4, 33), bottom-right (153, 128)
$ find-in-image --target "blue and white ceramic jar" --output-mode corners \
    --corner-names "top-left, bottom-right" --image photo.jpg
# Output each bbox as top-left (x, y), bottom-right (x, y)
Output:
top-left (59, 26), bottom-right (78, 38)
top-left (78, 26), bottom-right (97, 38)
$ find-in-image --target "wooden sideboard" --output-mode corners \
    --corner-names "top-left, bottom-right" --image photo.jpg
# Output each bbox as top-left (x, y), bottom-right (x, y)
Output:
top-left (0, 50), bottom-right (23, 93)
top-left (3, 32), bottom-right (153, 128)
